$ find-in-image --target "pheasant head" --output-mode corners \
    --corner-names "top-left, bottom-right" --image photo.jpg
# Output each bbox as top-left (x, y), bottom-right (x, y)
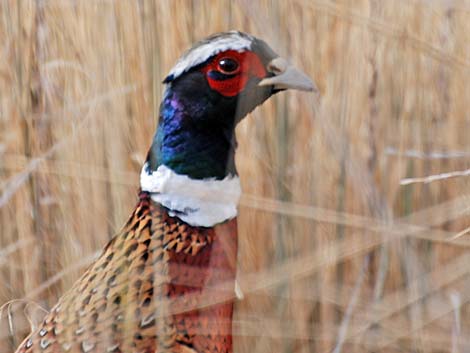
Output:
top-left (142, 31), bottom-right (315, 227)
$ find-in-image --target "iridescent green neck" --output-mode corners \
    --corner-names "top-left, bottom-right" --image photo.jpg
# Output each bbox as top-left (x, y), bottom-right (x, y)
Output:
top-left (146, 87), bottom-right (238, 180)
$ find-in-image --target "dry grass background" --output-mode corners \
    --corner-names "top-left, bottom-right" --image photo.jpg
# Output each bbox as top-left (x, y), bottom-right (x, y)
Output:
top-left (0, 0), bottom-right (470, 352)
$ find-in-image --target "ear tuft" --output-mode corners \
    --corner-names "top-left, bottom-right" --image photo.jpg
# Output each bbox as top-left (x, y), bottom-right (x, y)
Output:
top-left (163, 74), bottom-right (174, 84)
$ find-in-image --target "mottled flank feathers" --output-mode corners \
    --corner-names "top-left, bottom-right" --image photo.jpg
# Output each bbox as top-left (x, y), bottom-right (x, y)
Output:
top-left (16, 192), bottom-right (237, 353)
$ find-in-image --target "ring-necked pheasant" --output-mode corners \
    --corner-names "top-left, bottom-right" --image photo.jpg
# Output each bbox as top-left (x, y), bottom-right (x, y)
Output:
top-left (14, 31), bottom-right (315, 353)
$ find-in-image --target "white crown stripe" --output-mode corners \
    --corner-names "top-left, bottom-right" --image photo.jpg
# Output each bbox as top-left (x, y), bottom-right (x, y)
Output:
top-left (167, 31), bottom-right (253, 81)
top-left (140, 164), bottom-right (241, 227)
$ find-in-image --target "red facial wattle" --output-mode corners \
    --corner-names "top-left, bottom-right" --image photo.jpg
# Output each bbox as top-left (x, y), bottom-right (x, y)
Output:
top-left (201, 50), bottom-right (267, 97)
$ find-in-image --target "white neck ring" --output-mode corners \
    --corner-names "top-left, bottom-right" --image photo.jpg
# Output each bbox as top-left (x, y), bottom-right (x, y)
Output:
top-left (140, 163), bottom-right (241, 227)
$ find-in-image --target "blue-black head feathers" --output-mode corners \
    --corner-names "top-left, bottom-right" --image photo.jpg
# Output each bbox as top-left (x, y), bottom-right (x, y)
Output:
top-left (147, 31), bottom-right (280, 180)
top-left (145, 30), bottom-right (317, 181)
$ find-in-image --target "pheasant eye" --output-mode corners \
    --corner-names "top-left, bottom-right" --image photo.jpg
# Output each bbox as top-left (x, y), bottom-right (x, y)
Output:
top-left (217, 57), bottom-right (239, 74)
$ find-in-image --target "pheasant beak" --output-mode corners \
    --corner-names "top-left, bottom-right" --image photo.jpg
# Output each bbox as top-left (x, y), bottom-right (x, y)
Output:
top-left (258, 57), bottom-right (317, 92)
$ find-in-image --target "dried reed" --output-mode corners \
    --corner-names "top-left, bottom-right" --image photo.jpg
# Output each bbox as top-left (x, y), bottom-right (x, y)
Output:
top-left (0, 1), bottom-right (469, 352)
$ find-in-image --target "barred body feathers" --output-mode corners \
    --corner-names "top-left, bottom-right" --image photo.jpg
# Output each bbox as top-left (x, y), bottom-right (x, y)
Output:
top-left (17, 192), bottom-right (237, 353)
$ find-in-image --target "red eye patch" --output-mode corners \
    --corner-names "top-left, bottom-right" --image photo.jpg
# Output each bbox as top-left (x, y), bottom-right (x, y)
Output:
top-left (200, 50), bottom-right (266, 97)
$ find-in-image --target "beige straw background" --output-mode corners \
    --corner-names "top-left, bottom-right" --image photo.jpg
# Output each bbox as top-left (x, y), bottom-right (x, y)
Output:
top-left (0, 1), bottom-right (469, 352)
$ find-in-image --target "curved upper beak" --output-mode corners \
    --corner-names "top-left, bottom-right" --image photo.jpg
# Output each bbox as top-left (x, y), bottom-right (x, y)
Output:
top-left (258, 57), bottom-right (317, 92)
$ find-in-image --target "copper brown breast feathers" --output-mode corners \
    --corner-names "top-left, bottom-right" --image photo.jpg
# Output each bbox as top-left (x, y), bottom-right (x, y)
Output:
top-left (16, 192), bottom-right (237, 353)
